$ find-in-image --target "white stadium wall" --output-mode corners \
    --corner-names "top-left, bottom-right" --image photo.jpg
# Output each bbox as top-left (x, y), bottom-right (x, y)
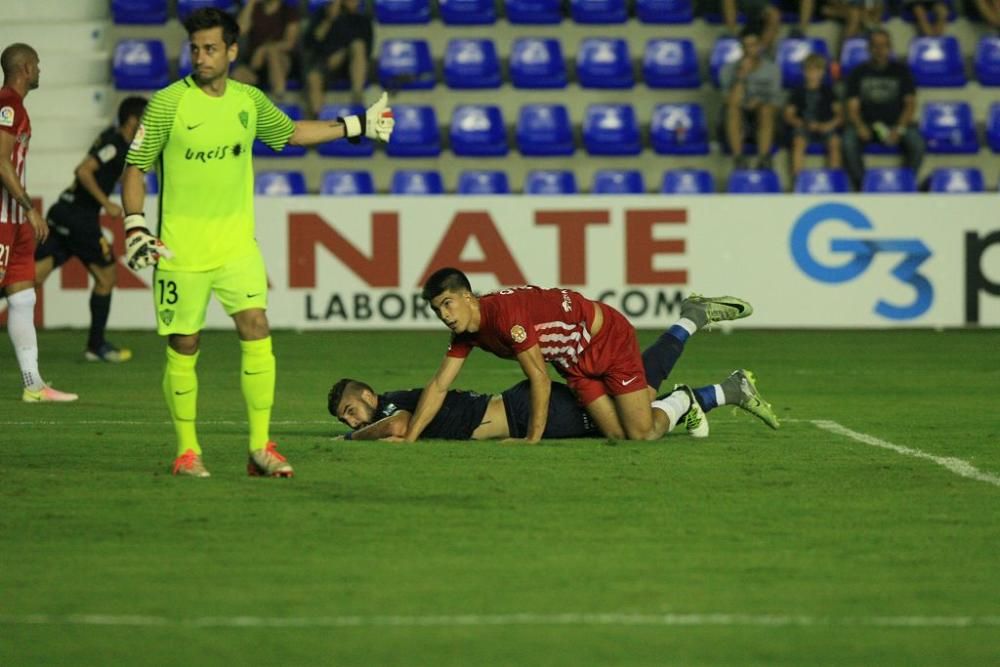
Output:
top-left (31, 194), bottom-right (1000, 330)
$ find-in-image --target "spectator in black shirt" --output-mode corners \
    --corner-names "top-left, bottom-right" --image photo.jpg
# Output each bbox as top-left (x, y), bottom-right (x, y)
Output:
top-left (841, 29), bottom-right (924, 190)
top-left (33, 96), bottom-right (147, 362)
top-left (302, 0), bottom-right (374, 117)
top-left (783, 53), bottom-right (843, 181)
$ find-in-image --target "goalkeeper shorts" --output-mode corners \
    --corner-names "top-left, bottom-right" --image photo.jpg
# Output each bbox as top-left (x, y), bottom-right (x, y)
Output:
top-left (152, 249), bottom-right (268, 336)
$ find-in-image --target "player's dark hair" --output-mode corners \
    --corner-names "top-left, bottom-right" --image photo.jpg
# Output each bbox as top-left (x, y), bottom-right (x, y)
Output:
top-left (117, 96), bottom-right (148, 126)
top-left (422, 268), bottom-right (472, 302)
top-left (0, 43), bottom-right (38, 78)
top-left (183, 8), bottom-right (240, 47)
top-left (328, 378), bottom-right (374, 417)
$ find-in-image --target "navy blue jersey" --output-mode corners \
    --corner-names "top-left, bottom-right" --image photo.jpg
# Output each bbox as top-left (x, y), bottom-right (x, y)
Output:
top-left (376, 389), bottom-right (492, 440)
top-left (60, 127), bottom-right (129, 212)
top-left (502, 381), bottom-right (601, 439)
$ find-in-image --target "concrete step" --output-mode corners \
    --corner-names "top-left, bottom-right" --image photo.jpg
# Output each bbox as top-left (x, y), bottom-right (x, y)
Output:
top-left (25, 86), bottom-right (114, 120)
top-left (36, 52), bottom-right (110, 87)
top-left (30, 118), bottom-right (110, 154)
top-left (0, 21), bottom-right (109, 53)
top-left (4, 0), bottom-right (107, 23)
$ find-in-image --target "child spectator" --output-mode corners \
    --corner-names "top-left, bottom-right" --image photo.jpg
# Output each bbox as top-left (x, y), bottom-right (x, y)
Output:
top-left (783, 54), bottom-right (843, 180)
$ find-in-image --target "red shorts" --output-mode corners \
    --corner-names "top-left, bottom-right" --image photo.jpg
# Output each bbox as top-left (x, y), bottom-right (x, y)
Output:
top-left (0, 221), bottom-right (36, 288)
top-left (560, 303), bottom-right (647, 406)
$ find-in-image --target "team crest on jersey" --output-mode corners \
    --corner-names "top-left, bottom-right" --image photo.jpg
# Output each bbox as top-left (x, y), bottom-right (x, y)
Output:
top-left (130, 123), bottom-right (146, 151)
top-left (159, 309), bottom-right (175, 325)
top-left (510, 325), bottom-right (527, 343)
top-left (238, 110), bottom-right (248, 129)
top-left (0, 106), bottom-right (14, 127)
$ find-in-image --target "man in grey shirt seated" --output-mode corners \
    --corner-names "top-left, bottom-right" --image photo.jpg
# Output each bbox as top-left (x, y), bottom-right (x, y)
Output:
top-left (720, 27), bottom-right (783, 171)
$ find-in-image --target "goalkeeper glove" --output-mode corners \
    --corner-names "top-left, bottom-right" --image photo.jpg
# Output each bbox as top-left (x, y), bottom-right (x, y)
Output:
top-left (337, 92), bottom-right (394, 144)
top-left (123, 213), bottom-right (173, 271)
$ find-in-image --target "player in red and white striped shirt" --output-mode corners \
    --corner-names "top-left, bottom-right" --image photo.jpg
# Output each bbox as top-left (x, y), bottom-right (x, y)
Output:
top-left (405, 268), bottom-right (753, 443)
top-left (0, 43), bottom-right (77, 402)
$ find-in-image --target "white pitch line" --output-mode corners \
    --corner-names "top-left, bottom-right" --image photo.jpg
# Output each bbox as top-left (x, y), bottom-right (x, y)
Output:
top-left (2, 612), bottom-right (999, 629)
top-left (0, 420), bottom-right (331, 426)
top-left (810, 420), bottom-right (1000, 488)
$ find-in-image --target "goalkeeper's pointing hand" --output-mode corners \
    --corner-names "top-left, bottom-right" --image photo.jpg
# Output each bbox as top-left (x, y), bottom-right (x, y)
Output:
top-left (123, 213), bottom-right (173, 271)
top-left (338, 92), bottom-right (394, 144)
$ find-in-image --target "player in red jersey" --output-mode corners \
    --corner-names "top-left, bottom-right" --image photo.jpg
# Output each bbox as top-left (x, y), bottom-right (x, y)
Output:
top-left (404, 268), bottom-right (753, 443)
top-left (0, 43), bottom-right (77, 402)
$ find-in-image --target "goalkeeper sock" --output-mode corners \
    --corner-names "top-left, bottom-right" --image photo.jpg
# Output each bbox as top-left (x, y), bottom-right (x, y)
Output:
top-left (241, 337), bottom-right (275, 452)
top-left (163, 346), bottom-right (200, 456)
top-left (642, 330), bottom-right (686, 393)
top-left (6, 289), bottom-right (44, 390)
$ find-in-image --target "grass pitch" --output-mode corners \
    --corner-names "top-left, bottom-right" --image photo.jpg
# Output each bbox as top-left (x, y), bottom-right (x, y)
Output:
top-left (2, 328), bottom-right (999, 666)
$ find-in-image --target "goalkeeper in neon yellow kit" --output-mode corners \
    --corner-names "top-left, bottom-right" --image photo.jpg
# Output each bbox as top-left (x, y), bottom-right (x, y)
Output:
top-left (121, 8), bottom-right (393, 478)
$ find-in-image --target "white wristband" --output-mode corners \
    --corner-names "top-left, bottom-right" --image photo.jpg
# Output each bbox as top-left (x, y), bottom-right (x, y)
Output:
top-left (124, 213), bottom-right (147, 233)
top-left (342, 114), bottom-right (363, 138)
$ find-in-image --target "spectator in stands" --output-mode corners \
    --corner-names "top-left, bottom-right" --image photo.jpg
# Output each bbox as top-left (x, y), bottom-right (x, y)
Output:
top-left (969, 0), bottom-right (1000, 30)
top-left (720, 28), bottom-right (783, 170)
top-left (722, 0), bottom-right (781, 51)
top-left (842, 29), bottom-right (924, 190)
top-left (232, 0), bottom-right (301, 101)
top-left (302, 0), bottom-right (374, 116)
top-left (783, 54), bottom-right (842, 181)
top-left (903, 0), bottom-right (949, 36)
top-left (815, 1), bottom-right (884, 51)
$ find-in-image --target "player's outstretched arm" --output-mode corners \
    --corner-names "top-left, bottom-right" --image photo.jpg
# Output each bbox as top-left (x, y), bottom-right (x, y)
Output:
top-left (515, 345), bottom-right (551, 444)
top-left (348, 412), bottom-right (412, 441)
top-left (403, 355), bottom-right (465, 442)
top-left (288, 92), bottom-right (394, 146)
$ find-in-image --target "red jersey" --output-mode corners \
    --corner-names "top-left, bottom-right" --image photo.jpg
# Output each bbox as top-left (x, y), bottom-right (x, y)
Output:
top-left (0, 86), bottom-right (30, 224)
top-left (447, 286), bottom-right (598, 371)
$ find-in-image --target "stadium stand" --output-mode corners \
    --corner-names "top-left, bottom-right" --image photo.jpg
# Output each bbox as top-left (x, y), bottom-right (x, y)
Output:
top-left (111, 0), bottom-right (169, 25)
top-left (635, 0), bottom-right (694, 24)
top-left (505, 0), bottom-right (563, 24)
top-left (988, 103), bottom-right (1000, 152)
top-left (794, 168), bottom-right (851, 194)
top-left (920, 101), bottom-right (979, 154)
top-left (928, 167), bottom-right (985, 193)
top-left (443, 39), bottom-right (502, 89)
top-left (862, 167), bottom-right (918, 193)
top-left (255, 170), bottom-right (308, 196)
top-left (524, 170), bottom-right (578, 194)
top-left (709, 37), bottom-right (743, 87)
top-left (176, 0), bottom-right (236, 20)
top-left (728, 169), bottom-right (782, 194)
top-left (576, 38), bottom-right (634, 88)
top-left (320, 170), bottom-right (377, 195)
top-left (450, 105), bottom-right (509, 157)
top-left (582, 104), bottom-right (641, 155)
top-left (516, 104), bottom-right (575, 156)
top-left (457, 170), bottom-right (511, 194)
top-left (391, 170), bottom-right (445, 194)
top-left (373, 0), bottom-right (431, 24)
top-left (908, 36), bottom-right (967, 87)
top-left (592, 169), bottom-right (645, 194)
top-left (570, 0), bottom-right (628, 24)
top-left (661, 169), bottom-right (715, 194)
top-left (439, 0), bottom-right (498, 24)
top-left (377, 39), bottom-right (435, 90)
top-left (385, 105), bottom-right (441, 157)
top-left (642, 38), bottom-right (701, 89)
top-left (975, 36), bottom-right (1000, 86)
top-left (509, 37), bottom-right (568, 88)
top-left (651, 103), bottom-right (710, 155)
top-left (317, 104), bottom-right (376, 157)
top-left (840, 37), bottom-right (870, 77)
top-left (112, 39), bottom-right (169, 90)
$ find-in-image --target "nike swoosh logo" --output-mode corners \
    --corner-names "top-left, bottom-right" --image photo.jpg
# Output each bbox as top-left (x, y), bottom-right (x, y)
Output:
top-left (246, 293), bottom-right (262, 298)
top-left (174, 389), bottom-right (195, 396)
top-left (621, 377), bottom-right (639, 386)
top-left (187, 123), bottom-right (204, 130)
top-left (243, 370), bottom-right (268, 376)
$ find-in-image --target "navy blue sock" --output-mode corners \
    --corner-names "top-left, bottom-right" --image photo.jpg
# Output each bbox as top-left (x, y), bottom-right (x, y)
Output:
top-left (694, 385), bottom-right (718, 412)
top-left (642, 330), bottom-right (685, 393)
top-left (88, 292), bottom-right (111, 350)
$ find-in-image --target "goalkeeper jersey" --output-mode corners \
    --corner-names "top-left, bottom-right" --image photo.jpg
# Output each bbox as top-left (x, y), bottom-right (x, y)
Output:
top-left (125, 76), bottom-right (295, 271)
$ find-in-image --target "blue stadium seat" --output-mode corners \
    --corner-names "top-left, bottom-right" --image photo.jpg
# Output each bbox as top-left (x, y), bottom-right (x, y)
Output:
top-left (177, 0), bottom-right (236, 19)
top-left (308, 0), bottom-right (334, 10)
top-left (317, 104), bottom-right (375, 157)
top-left (989, 103), bottom-right (1000, 152)
top-left (582, 104), bottom-right (640, 155)
top-left (928, 167), bottom-right (985, 194)
top-left (650, 103), bottom-right (709, 155)
top-left (510, 38), bottom-right (567, 89)
top-left (975, 36), bottom-right (1000, 87)
top-left (592, 169), bottom-right (645, 194)
top-left (524, 170), bottom-right (577, 194)
top-left (505, 0), bottom-right (562, 23)
top-left (794, 168), bottom-right (850, 194)
top-left (254, 104), bottom-right (306, 157)
top-left (661, 169), bottom-right (714, 194)
top-left (373, 0), bottom-right (430, 23)
top-left (113, 170), bottom-right (158, 195)
top-left (516, 104), bottom-right (574, 156)
top-left (178, 41), bottom-right (193, 78)
top-left (643, 38), bottom-right (700, 89)
top-left (320, 170), bottom-right (376, 195)
top-left (577, 38), bottom-right (633, 88)
top-left (776, 37), bottom-right (830, 88)
top-left (391, 170), bottom-right (444, 195)
top-left (636, 0), bottom-right (693, 23)
top-left (709, 37), bottom-right (743, 87)
top-left (457, 170), bottom-right (510, 194)
top-left (377, 39), bottom-right (435, 90)
top-left (727, 169), bottom-right (781, 194)
top-left (444, 39), bottom-right (501, 89)
top-left (450, 105), bottom-right (508, 157)
top-left (862, 167), bottom-right (917, 193)
top-left (112, 0), bottom-right (168, 24)
top-left (113, 40), bottom-right (169, 90)
top-left (440, 0), bottom-right (497, 24)
top-left (840, 37), bottom-right (869, 78)
top-left (908, 36), bottom-right (966, 87)
top-left (255, 171), bottom-right (307, 196)
top-left (920, 102), bottom-right (978, 154)
top-left (570, 0), bottom-right (627, 23)
top-left (386, 105), bottom-right (440, 157)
